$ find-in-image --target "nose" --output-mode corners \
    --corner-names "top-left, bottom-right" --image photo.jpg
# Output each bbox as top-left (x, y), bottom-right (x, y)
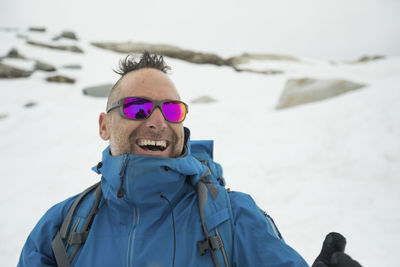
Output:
top-left (145, 107), bottom-right (167, 130)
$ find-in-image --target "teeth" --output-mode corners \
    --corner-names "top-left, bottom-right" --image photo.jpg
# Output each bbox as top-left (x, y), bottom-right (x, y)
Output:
top-left (156, 141), bottom-right (166, 148)
top-left (138, 139), bottom-right (166, 148)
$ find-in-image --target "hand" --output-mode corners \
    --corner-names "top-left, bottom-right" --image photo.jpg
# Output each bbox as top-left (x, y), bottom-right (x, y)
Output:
top-left (312, 232), bottom-right (362, 267)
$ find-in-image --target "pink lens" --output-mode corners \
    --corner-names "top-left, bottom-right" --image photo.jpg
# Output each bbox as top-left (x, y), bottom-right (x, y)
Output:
top-left (162, 101), bottom-right (186, 122)
top-left (123, 98), bottom-right (153, 119)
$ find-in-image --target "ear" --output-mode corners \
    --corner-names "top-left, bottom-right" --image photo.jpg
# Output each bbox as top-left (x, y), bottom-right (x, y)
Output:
top-left (99, 112), bottom-right (111, 140)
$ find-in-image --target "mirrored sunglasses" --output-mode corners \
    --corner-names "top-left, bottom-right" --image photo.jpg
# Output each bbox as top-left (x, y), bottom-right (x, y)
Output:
top-left (106, 97), bottom-right (188, 123)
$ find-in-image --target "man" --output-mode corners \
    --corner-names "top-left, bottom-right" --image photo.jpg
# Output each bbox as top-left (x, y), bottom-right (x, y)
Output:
top-left (18, 53), bottom-right (360, 267)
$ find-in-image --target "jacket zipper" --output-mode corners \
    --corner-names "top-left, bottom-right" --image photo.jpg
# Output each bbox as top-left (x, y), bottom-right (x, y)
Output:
top-left (126, 205), bottom-right (140, 267)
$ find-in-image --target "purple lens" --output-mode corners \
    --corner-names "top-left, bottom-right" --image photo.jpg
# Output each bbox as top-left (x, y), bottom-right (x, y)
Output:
top-left (162, 101), bottom-right (186, 122)
top-left (123, 98), bottom-right (153, 119)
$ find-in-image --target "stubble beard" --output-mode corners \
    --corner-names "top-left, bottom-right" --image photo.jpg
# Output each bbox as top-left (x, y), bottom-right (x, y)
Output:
top-left (110, 124), bottom-right (182, 157)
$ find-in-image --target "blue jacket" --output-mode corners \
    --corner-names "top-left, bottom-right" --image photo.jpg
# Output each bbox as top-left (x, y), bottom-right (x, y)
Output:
top-left (18, 136), bottom-right (308, 267)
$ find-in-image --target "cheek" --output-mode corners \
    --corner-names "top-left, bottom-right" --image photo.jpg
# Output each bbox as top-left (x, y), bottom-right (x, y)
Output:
top-left (172, 125), bottom-right (185, 145)
top-left (110, 119), bottom-right (141, 142)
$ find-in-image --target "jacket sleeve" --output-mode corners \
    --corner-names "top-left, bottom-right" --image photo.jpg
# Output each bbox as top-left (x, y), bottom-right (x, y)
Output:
top-left (230, 191), bottom-right (309, 267)
top-left (18, 197), bottom-right (76, 267)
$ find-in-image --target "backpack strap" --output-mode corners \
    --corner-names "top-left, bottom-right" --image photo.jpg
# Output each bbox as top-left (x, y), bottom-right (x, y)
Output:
top-left (190, 140), bottom-right (234, 266)
top-left (195, 166), bottom-right (233, 267)
top-left (52, 182), bottom-right (102, 267)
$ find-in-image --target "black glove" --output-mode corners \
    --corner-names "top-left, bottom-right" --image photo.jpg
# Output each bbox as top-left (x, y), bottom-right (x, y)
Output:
top-left (312, 232), bottom-right (362, 267)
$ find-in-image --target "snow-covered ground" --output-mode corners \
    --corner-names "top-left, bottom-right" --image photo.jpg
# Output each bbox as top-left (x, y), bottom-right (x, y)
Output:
top-left (1, 1), bottom-right (400, 266)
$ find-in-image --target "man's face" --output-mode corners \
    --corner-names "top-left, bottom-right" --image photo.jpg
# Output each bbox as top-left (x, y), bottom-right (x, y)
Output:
top-left (99, 68), bottom-right (185, 158)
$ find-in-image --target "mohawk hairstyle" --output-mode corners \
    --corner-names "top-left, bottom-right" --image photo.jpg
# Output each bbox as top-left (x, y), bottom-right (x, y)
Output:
top-left (113, 52), bottom-right (171, 75)
top-left (106, 52), bottom-right (171, 110)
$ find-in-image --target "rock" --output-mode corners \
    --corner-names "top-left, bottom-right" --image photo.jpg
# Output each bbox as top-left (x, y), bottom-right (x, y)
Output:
top-left (0, 27), bottom-right (18, 32)
top-left (46, 75), bottom-right (75, 84)
top-left (0, 114), bottom-right (8, 120)
top-left (91, 42), bottom-right (227, 66)
top-left (62, 64), bottom-right (82, 70)
top-left (16, 34), bottom-right (28, 40)
top-left (0, 62), bottom-right (33, 78)
top-left (226, 53), bottom-right (300, 66)
top-left (53, 30), bottom-right (78, 41)
top-left (24, 101), bottom-right (37, 108)
top-left (191, 95), bottom-right (217, 104)
top-left (82, 83), bottom-right (114, 97)
top-left (27, 40), bottom-right (84, 53)
top-left (91, 41), bottom-right (295, 76)
top-left (276, 78), bottom-right (366, 109)
top-left (233, 66), bottom-right (284, 75)
top-left (353, 55), bottom-right (385, 63)
top-left (34, 61), bottom-right (56, 72)
top-left (7, 48), bottom-right (20, 58)
top-left (226, 53), bottom-right (296, 75)
top-left (6, 48), bottom-right (26, 59)
top-left (28, 27), bottom-right (46, 32)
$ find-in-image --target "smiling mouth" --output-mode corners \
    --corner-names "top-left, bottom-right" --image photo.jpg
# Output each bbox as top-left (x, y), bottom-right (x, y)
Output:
top-left (136, 139), bottom-right (168, 152)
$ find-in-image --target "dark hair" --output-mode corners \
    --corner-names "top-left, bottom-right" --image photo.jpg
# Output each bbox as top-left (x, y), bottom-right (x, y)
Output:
top-left (114, 52), bottom-right (171, 75)
top-left (106, 52), bottom-right (171, 110)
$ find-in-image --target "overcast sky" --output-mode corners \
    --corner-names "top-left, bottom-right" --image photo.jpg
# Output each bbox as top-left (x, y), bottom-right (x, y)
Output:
top-left (1, 0), bottom-right (399, 60)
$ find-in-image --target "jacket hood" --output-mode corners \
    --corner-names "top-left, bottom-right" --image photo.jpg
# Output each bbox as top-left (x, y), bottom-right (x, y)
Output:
top-left (92, 127), bottom-right (208, 208)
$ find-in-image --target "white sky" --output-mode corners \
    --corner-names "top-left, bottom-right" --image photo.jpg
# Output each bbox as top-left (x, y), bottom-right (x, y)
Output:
top-left (1, 0), bottom-right (399, 60)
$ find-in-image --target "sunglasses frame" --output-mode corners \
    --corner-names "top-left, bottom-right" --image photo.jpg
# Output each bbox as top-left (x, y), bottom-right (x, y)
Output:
top-left (106, 96), bottom-right (189, 123)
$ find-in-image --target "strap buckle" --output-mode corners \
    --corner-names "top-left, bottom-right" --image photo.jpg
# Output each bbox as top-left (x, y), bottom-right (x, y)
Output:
top-left (197, 235), bottom-right (223, 256)
top-left (68, 231), bottom-right (89, 245)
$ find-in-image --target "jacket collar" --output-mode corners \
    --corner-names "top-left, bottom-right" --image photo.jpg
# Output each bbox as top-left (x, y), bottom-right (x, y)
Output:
top-left (92, 128), bottom-right (208, 207)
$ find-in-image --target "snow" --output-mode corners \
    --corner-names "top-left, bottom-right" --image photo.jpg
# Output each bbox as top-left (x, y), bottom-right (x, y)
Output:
top-left (1, 1), bottom-right (400, 266)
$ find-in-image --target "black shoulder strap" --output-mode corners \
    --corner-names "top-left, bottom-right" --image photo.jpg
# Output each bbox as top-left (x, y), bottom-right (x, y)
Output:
top-left (52, 182), bottom-right (102, 267)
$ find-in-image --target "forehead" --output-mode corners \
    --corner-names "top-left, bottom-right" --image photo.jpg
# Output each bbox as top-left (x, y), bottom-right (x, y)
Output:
top-left (117, 68), bottom-right (180, 100)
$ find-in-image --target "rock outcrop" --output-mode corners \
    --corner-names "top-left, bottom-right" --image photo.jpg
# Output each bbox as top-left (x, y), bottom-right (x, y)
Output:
top-left (91, 42), bottom-right (227, 66)
top-left (28, 27), bottom-right (46, 32)
top-left (91, 42), bottom-right (294, 75)
top-left (0, 63), bottom-right (32, 78)
top-left (352, 55), bottom-right (385, 64)
top-left (46, 75), bottom-right (75, 84)
top-left (276, 78), bottom-right (365, 109)
top-left (34, 61), bottom-right (56, 72)
top-left (27, 40), bottom-right (84, 53)
top-left (226, 53), bottom-right (299, 66)
top-left (53, 30), bottom-right (78, 41)
top-left (232, 67), bottom-right (284, 75)
top-left (62, 64), bottom-right (82, 70)
top-left (191, 95), bottom-right (217, 104)
top-left (5, 48), bottom-right (26, 59)
top-left (24, 101), bottom-right (37, 108)
top-left (16, 34), bottom-right (28, 40)
top-left (0, 27), bottom-right (18, 32)
top-left (82, 83), bottom-right (114, 97)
